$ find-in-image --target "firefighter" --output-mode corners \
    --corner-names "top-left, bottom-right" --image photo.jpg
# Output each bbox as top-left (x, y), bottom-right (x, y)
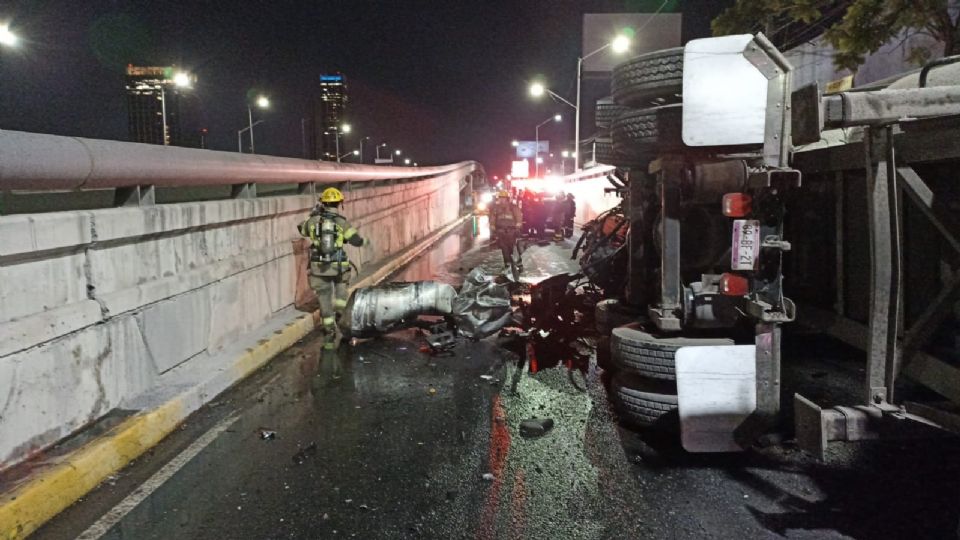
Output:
top-left (491, 190), bottom-right (524, 272)
top-left (529, 192), bottom-right (546, 239)
top-left (552, 191), bottom-right (568, 241)
top-left (298, 187), bottom-right (369, 349)
top-left (564, 193), bottom-right (576, 237)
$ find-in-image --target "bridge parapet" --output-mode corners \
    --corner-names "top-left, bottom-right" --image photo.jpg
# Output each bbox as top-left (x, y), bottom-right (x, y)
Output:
top-left (0, 130), bottom-right (482, 470)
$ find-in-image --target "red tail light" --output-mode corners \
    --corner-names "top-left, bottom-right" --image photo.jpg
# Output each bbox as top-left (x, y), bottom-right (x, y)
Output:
top-left (719, 273), bottom-right (750, 296)
top-left (722, 193), bottom-right (753, 218)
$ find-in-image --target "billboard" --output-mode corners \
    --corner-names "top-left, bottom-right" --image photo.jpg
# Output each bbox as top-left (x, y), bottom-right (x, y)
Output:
top-left (515, 140), bottom-right (549, 159)
top-left (511, 160), bottom-right (531, 179)
top-left (582, 12), bottom-right (682, 73)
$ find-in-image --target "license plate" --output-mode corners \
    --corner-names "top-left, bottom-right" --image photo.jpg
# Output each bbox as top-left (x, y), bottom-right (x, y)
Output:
top-left (731, 220), bottom-right (760, 271)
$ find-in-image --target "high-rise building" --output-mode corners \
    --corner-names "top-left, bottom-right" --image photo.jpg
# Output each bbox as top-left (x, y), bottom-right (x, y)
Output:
top-left (125, 65), bottom-right (185, 146)
top-left (306, 73), bottom-right (348, 160)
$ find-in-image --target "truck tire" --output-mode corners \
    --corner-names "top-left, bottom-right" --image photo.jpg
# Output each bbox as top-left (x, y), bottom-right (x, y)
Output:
top-left (611, 48), bottom-right (684, 107)
top-left (593, 137), bottom-right (648, 169)
top-left (595, 98), bottom-right (630, 129)
top-left (611, 373), bottom-right (679, 429)
top-left (611, 104), bottom-right (683, 160)
top-left (595, 298), bottom-right (637, 334)
top-left (611, 323), bottom-right (734, 381)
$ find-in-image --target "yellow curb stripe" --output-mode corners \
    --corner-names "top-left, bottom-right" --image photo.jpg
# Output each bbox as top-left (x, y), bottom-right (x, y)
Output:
top-left (0, 399), bottom-right (185, 540)
top-left (0, 314), bottom-right (317, 540)
top-left (0, 215), bottom-right (466, 539)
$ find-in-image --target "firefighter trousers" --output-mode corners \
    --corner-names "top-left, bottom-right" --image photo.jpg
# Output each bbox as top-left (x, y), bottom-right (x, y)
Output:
top-left (497, 227), bottom-right (522, 267)
top-left (309, 273), bottom-right (350, 349)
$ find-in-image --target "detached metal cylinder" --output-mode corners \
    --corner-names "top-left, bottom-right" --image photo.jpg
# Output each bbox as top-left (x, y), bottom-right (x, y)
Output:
top-left (343, 281), bottom-right (457, 337)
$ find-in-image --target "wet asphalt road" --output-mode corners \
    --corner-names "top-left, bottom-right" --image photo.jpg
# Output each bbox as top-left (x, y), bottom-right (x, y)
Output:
top-left (36, 219), bottom-right (960, 539)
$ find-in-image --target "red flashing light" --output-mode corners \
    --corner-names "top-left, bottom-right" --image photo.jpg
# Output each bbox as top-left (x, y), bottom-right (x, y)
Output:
top-left (722, 193), bottom-right (753, 218)
top-left (719, 273), bottom-right (750, 296)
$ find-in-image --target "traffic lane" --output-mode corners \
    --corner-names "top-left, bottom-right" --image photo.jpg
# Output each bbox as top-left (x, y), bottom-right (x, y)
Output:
top-left (83, 334), bottom-right (510, 540)
top-left (33, 221), bottom-right (960, 539)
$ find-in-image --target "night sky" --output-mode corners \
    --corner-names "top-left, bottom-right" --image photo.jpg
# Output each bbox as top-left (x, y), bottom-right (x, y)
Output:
top-left (0, 0), bottom-right (731, 176)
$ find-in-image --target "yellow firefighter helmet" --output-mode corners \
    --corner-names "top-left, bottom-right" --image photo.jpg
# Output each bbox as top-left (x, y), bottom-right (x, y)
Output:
top-left (320, 187), bottom-right (344, 203)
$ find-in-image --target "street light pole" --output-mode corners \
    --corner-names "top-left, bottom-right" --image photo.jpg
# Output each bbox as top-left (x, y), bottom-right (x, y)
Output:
top-left (335, 128), bottom-right (341, 162)
top-left (247, 106), bottom-right (255, 154)
top-left (574, 55), bottom-right (583, 172)
top-left (534, 114), bottom-right (561, 178)
top-left (161, 86), bottom-right (169, 146)
top-left (531, 35), bottom-right (629, 173)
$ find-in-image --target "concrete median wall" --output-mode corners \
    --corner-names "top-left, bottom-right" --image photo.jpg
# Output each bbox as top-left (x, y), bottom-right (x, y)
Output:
top-left (0, 166), bottom-right (475, 470)
top-left (560, 166), bottom-right (621, 225)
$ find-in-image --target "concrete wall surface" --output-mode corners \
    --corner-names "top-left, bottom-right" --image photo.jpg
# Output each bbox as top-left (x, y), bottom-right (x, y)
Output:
top-left (0, 164), bottom-right (478, 470)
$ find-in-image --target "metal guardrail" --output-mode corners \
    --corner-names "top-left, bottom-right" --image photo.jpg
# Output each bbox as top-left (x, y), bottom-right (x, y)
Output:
top-left (0, 129), bottom-right (482, 192)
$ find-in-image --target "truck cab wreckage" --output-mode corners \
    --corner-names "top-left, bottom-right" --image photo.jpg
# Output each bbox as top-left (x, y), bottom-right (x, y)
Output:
top-left (585, 33), bottom-right (960, 456)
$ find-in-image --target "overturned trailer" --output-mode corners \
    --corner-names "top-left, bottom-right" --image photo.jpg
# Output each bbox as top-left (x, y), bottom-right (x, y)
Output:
top-left (592, 33), bottom-right (960, 455)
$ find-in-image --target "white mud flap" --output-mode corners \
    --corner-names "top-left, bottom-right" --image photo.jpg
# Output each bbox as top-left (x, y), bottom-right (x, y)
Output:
top-left (676, 345), bottom-right (757, 453)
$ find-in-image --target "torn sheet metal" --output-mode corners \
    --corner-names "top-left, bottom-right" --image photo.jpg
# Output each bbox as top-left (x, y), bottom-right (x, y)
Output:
top-left (451, 268), bottom-right (513, 339)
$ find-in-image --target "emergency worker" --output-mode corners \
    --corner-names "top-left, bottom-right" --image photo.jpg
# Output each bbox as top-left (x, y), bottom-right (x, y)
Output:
top-left (552, 191), bottom-right (568, 241)
top-left (298, 187), bottom-right (369, 349)
top-left (491, 190), bottom-right (524, 272)
top-left (564, 193), bottom-right (576, 237)
top-left (529, 192), bottom-right (546, 239)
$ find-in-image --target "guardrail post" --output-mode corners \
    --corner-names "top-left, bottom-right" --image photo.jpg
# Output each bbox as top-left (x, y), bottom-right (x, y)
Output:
top-left (114, 185), bottom-right (156, 207)
top-left (231, 183), bottom-right (257, 199)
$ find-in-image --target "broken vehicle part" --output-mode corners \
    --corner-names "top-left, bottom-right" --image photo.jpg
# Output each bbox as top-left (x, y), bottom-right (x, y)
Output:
top-left (452, 268), bottom-right (513, 339)
top-left (343, 281), bottom-right (457, 338)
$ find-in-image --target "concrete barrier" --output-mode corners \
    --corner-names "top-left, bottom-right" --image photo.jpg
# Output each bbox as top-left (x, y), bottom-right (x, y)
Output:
top-left (0, 164), bottom-right (478, 471)
top-left (559, 166), bottom-right (621, 225)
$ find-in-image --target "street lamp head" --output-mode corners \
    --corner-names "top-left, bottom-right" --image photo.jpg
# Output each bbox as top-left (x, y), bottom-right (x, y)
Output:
top-left (562, 150), bottom-right (570, 158)
top-left (352, 149), bottom-right (359, 155)
top-left (553, 114), bottom-right (562, 122)
top-left (404, 158), bottom-right (411, 165)
top-left (341, 123), bottom-right (352, 134)
top-left (611, 34), bottom-right (631, 54)
top-left (0, 24), bottom-right (18, 47)
top-left (529, 82), bottom-right (545, 98)
top-left (394, 149), bottom-right (402, 155)
top-left (173, 72), bottom-right (192, 88)
top-left (256, 95), bottom-right (270, 108)
top-left (511, 140), bottom-right (519, 147)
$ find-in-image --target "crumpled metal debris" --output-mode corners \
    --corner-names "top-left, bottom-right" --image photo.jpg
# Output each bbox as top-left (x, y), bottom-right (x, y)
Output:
top-left (451, 268), bottom-right (512, 339)
top-left (343, 268), bottom-right (514, 340)
top-left (260, 430), bottom-right (277, 440)
top-left (343, 281), bottom-right (457, 337)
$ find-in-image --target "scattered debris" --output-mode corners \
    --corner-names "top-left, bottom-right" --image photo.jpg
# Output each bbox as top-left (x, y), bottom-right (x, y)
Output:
top-left (481, 473), bottom-right (495, 481)
top-left (292, 442), bottom-right (318, 464)
top-left (519, 418), bottom-right (555, 438)
top-left (260, 430), bottom-right (277, 440)
top-left (359, 504), bottom-right (370, 511)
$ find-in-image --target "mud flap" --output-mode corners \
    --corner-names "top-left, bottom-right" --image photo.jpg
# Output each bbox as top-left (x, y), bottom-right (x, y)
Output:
top-left (676, 345), bottom-right (757, 452)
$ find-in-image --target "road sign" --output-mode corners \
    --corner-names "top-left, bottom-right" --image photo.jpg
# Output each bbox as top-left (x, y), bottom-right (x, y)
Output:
top-left (516, 141), bottom-right (548, 159)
